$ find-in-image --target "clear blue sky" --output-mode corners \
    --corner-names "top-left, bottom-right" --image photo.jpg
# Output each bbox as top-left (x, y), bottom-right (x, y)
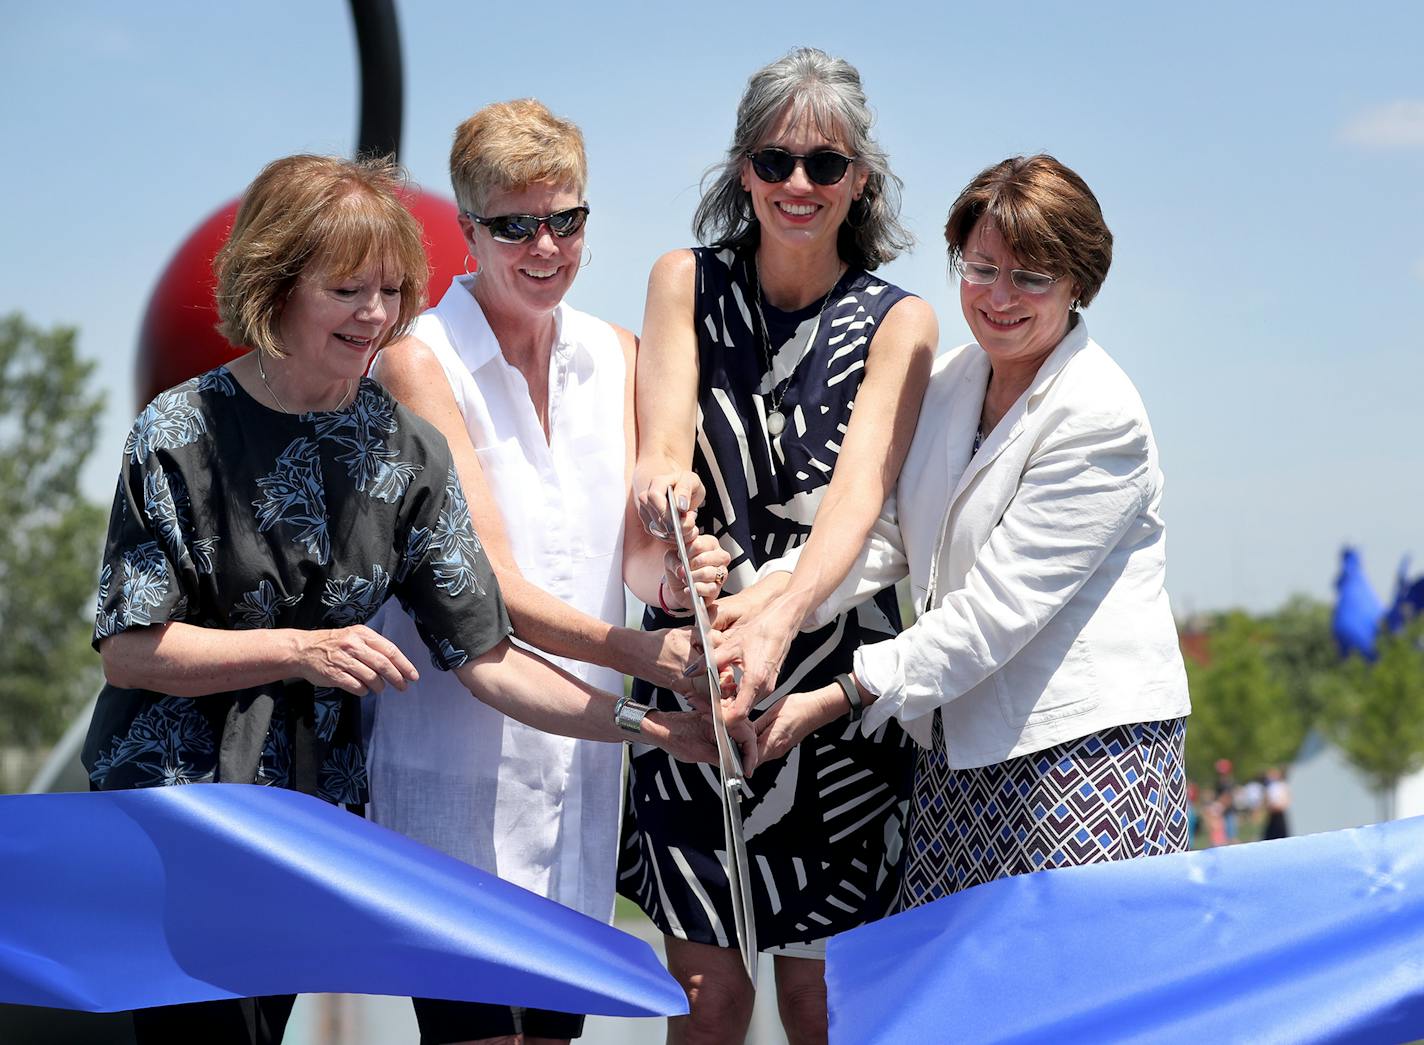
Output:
top-left (4, 1), bottom-right (1421, 614)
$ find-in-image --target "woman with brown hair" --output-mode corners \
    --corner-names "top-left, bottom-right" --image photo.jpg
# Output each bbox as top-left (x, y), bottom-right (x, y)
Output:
top-left (85, 152), bottom-right (714, 1045)
top-left (757, 153), bottom-right (1192, 907)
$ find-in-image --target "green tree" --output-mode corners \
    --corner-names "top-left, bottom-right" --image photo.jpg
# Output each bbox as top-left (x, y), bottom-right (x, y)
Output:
top-left (0, 313), bottom-right (106, 753)
top-left (1184, 611), bottom-right (1304, 784)
top-left (1322, 617), bottom-right (1424, 819)
top-left (1259, 594), bottom-right (1341, 729)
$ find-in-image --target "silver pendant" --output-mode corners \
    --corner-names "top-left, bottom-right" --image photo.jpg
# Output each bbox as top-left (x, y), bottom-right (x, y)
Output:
top-left (767, 410), bottom-right (786, 437)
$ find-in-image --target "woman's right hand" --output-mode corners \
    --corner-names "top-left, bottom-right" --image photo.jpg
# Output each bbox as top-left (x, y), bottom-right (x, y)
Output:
top-left (709, 594), bottom-right (804, 728)
top-left (635, 469), bottom-right (704, 542)
top-left (295, 625), bottom-right (419, 695)
top-left (647, 709), bottom-right (721, 766)
top-left (632, 626), bottom-right (701, 697)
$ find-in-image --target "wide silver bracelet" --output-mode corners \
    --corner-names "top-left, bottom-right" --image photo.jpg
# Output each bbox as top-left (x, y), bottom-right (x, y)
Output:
top-left (614, 694), bottom-right (652, 736)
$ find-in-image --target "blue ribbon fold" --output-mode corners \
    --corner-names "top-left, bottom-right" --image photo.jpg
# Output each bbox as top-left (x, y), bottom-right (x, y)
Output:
top-left (827, 817), bottom-right (1424, 1044)
top-left (0, 784), bottom-right (687, 1017)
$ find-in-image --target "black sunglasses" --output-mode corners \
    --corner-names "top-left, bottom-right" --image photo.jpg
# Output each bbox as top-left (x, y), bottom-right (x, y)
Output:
top-left (745, 148), bottom-right (856, 186)
top-left (465, 205), bottom-right (589, 244)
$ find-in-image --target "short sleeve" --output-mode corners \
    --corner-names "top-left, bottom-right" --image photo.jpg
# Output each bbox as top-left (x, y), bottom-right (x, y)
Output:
top-left (92, 454), bottom-right (190, 649)
top-left (391, 462), bottom-right (511, 670)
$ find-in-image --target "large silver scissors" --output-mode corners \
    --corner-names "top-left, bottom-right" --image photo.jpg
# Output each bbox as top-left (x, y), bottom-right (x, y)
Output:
top-left (666, 487), bottom-right (758, 983)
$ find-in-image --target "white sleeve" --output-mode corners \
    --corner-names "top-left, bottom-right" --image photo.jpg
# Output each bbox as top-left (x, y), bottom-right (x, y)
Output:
top-left (755, 494), bottom-right (908, 631)
top-left (857, 407), bottom-right (1154, 734)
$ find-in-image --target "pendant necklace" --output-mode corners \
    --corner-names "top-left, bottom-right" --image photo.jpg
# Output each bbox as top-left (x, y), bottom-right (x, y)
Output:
top-left (257, 353), bottom-right (354, 415)
top-left (752, 260), bottom-right (841, 438)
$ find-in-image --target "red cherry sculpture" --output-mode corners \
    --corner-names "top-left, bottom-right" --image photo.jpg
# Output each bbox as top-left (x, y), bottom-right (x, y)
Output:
top-left (134, 189), bottom-right (469, 408)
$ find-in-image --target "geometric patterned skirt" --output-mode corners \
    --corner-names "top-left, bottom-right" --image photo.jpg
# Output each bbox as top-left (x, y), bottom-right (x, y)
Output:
top-left (897, 714), bottom-right (1190, 910)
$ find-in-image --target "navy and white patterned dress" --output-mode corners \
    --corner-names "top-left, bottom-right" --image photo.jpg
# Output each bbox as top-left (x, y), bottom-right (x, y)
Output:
top-left (83, 368), bottom-right (511, 804)
top-left (618, 247), bottom-right (915, 951)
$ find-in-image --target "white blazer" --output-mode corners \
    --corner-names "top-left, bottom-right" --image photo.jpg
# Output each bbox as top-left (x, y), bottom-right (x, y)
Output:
top-left (785, 317), bottom-right (1190, 768)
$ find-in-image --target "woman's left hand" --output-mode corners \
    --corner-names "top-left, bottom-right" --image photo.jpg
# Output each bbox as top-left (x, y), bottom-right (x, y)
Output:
top-left (662, 533), bottom-right (731, 611)
top-left (754, 683), bottom-right (847, 764)
top-left (636, 469), bottom-right (704, 543)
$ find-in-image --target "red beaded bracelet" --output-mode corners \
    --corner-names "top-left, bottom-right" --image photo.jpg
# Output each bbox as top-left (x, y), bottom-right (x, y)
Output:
top-left (658, 578), bottom-right (693, 617)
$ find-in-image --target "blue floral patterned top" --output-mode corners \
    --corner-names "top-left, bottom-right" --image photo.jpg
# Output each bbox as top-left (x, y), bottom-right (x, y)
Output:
top-left (82, 367), bottom-right (510, 804)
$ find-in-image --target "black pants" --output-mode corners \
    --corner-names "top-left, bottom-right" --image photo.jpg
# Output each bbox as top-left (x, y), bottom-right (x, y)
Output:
top-left (413, 996), bottom-right (586, 1042)
top-left (131, 994), bottom-right (296, 1045)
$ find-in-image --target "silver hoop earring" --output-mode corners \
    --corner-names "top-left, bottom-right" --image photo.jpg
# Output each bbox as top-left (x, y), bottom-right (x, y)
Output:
top-left (581, 247), bottom-right (593, 269)
top-left (463, 254), bottom-right (475, 277)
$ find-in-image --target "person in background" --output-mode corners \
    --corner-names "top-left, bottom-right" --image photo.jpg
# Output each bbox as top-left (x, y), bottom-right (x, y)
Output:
top-left (623, 47), bottom-right (936, 1045)
top-left (756, 154), bottom-right (1192, 908)
top-left (1263, 766), bottom-right (1292, 840)
top-left (1203, 791), bottom-right (1229, 847)
top-left (1215, 758), bottom-right (1239, 842)
top-left (85, 153), bottom-right (715, 1045)
top-left (366, 99), bottom-right (728, 1045)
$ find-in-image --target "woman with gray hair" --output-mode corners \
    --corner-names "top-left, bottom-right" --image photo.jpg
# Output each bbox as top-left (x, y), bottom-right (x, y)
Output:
top-left (621, 48), bottom-right (937, 1044)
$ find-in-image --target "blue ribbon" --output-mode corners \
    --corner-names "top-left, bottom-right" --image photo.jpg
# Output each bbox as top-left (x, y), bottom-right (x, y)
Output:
top-left (827, 817), bottom-right (1424, 1044)
top-left (0, 785), bottom-right (687, 1017)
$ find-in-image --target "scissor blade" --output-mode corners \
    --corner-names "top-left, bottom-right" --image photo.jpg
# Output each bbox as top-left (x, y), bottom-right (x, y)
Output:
top-left (666, 488), bottom-right (757, 982)
top-left (725, 791), bottom-right (758, 983)
top-left (666, 488), bottom-right (745, 786)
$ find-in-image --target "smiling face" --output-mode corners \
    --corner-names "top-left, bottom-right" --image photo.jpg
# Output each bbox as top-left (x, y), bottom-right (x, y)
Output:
top-left (960, 219), bottom-right (1077, 369)
top-left (741, 106), bottom-right (868, 252)
top-left (276, 259), bottom-right (400, 381)
top-left (463, 180), bottom-right (583, 321)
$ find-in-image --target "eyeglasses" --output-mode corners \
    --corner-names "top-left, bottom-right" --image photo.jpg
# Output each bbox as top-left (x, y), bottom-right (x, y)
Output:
top-left (465, 205), bottom-right (589, 244)
top-left (955, 258), bottom-right (1060, 295)
top-left (745, 148), bottom-right (856, 186)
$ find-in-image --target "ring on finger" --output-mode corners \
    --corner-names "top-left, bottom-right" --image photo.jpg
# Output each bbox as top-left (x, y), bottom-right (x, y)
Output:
top-left (714, 566), bottom-right (727, 584)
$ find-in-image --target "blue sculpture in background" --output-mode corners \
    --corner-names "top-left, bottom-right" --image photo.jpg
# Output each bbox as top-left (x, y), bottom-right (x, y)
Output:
top-left (1385, 558), bottom-right (1424, 633)
top-left (1332, 546), bottom-right (1423, 659)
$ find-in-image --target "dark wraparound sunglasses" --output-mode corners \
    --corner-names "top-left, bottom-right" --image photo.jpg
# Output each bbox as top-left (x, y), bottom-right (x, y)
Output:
top-left (745, 148), bottom-right (856, 186)
top-left (465, 205), bottom-right (589, 244)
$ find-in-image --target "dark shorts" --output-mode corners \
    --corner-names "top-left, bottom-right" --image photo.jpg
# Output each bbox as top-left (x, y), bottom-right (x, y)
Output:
top-left (131, 994), bottom-right (296, 1045)
top-left (412, 997), bottom-right (586, 1042)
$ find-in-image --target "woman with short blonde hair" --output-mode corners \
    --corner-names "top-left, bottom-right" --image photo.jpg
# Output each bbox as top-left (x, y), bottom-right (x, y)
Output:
top-left (448, 97), bottom-right (587, 215)
top-left (368, 99), bottom-right (725, 1045)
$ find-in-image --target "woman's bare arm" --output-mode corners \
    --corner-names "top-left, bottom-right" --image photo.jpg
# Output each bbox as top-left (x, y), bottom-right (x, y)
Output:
top-left (374, 335), bottom-right (694, 690)
top-left (716, 295), bottom-right (937, 718)
top-left (454, 638), bottom-right (722, 765)
top-left (630, 250), bottom-right (705, 538)
top-left (100, 621), bottom-right (418, 696)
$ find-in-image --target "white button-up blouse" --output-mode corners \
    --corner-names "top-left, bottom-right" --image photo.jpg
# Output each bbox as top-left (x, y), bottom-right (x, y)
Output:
top-left (366, 275), bottom-right (628, 922)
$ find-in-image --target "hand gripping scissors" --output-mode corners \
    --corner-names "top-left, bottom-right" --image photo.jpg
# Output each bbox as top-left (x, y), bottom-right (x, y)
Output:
top-left (666, 487), bottom-right (758, 983)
